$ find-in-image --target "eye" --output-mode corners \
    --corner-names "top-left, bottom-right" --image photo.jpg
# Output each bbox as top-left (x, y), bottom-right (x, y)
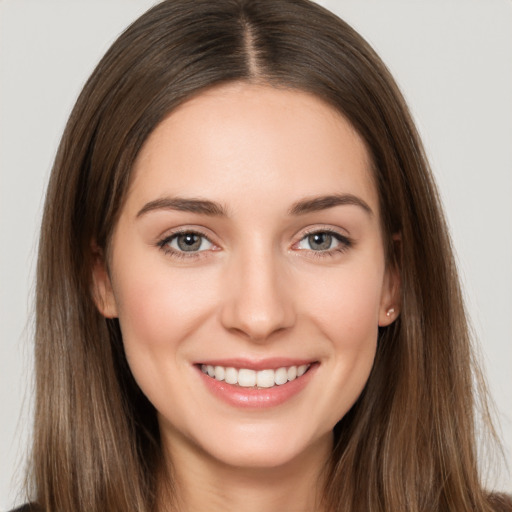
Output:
top-left (295, 230), bottom-right (350, 253)
top-left (163, 232), bottom-right (213, 253)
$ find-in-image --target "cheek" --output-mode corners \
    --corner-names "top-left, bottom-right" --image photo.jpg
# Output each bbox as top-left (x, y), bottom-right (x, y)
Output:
top-left (113, 253), bottom-right (213, 340)
top-left (110, 261), bottom-right (223, 420)
top-left (297, 258), bottom-right (384, 421)
top-left (111, 256), bottom-right (219, 382)
top-left (302, 267), bottom-right (382, 429)
top-left (300, 261), bottom-right (384, 345)
top-left (116, 276), bottom-right (181, 350)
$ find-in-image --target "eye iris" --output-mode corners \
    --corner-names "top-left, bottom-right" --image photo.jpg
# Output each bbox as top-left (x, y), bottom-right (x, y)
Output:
top-left (308, 233), bottom-right (332, 250)
top-left (177, 233), bottom-right (202, 251)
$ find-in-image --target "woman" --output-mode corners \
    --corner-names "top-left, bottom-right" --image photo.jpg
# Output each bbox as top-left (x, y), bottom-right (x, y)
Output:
top-left (11, 0), bottom-right (511, 511)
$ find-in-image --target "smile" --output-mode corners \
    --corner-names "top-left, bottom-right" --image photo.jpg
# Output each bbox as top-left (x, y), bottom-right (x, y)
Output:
top-left (200, 364), bottom-right (310, 389)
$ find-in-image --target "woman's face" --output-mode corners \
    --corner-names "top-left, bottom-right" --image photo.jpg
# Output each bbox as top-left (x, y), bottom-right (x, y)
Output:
top-left (94, 83), bottom-right (399, 470)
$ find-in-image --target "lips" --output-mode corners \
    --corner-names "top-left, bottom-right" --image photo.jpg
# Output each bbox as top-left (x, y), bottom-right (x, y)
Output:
top-left (196, 359), bottom-right (317, 408)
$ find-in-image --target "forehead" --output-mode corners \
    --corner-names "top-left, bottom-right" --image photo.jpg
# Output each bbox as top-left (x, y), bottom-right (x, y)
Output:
top-left (127, 83), bottom-right (378, 217)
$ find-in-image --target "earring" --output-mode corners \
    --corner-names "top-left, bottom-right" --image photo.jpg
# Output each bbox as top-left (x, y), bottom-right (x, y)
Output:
top-left (386, 307), bottom-right (395, 317)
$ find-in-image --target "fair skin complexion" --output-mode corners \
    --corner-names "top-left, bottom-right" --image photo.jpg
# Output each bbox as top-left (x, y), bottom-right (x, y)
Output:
top-left (94, 83), bottom-right (399, 512)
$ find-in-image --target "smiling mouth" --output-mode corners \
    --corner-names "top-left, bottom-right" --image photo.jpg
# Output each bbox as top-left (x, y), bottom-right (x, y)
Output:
top-left (200, 363), bottom-right (311, 389)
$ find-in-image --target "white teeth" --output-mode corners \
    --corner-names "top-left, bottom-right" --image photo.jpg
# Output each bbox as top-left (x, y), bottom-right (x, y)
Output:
top-left (256, 369), bottom-right (275, 388)
top-left (214, 365), bottom-right (225, 381)
top-left (297, 364), bottom-right (308, 377)
top-left (225, 367), bottom-right (238, 384)
top-left (238, 369), bottom-right (256, 387)
top-left (287, 366), bottom-right (297, 380)
top-left (200, 363), bottom-right (311, 388)
top-left (274, 367), bottom-right (288, 385)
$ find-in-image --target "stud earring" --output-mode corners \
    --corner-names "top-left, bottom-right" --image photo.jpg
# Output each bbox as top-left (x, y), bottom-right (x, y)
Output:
top-left (386, 307), bottom-right (395, 317)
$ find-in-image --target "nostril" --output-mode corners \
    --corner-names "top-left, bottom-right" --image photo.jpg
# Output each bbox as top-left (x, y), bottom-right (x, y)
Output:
top-left (218, 257), bottom-right (296, 340)
top-left (220, 297), bottom-right (295, 341)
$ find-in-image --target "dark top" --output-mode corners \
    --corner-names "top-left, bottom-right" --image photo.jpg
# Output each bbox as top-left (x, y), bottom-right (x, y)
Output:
top-left (9, 505), bottom-right (41, 512)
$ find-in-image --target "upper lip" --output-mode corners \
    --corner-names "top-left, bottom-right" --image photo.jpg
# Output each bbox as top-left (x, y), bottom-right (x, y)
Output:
top-left (196, 358), bottom-right (316, 371)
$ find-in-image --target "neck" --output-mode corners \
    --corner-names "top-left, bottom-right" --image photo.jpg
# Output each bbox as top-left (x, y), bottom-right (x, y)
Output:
top-left (157, 432), bottom-right (332, 512)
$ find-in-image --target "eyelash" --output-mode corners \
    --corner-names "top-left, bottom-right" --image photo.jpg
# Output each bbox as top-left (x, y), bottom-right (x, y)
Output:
top-left (156, 228), bottom-right (353, 260)
top-left (157, 229), bottom-right (214, 260)
top-left (296, 228), bottom-right (353, 259)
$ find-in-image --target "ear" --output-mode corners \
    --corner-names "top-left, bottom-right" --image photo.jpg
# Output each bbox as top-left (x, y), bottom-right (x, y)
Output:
top-left (378, 234), bottom-right (401, 327)
top-left (91, 244), bottom-right (118, 318)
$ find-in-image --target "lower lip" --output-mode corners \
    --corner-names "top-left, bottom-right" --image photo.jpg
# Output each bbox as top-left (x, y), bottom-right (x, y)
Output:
top-left (196, 364), bottom-right (317, 409)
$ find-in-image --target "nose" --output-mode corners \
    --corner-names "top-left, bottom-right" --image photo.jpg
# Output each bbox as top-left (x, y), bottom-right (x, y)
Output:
top-left (219, 246), bottom-right (296, 342)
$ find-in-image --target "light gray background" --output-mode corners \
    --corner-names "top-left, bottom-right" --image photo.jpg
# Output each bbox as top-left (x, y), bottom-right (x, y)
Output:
top-left (1, 0), bottom-right (511, 509)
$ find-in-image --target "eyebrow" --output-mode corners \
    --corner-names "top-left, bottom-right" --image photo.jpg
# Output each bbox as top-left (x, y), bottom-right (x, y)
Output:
top-left (136, 197), bottom-right (228, 218)
top-left (136, 193), bottom-right (373, 219)
top-left (288, 194), bottom-right (373, 216)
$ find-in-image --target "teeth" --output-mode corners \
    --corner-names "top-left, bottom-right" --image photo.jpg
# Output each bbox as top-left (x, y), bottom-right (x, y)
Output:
top-left (225, 366), bottom-right (238, 385)
top-left (238, 369), bottom-right (256, 387)
top-left (200, 363), bottom-right (311, 388)
top-left (274, 367), bottom-right (288, 385)
top-left (256, 369), bottom-right (274, 388)
top-left (287, 366), bottom-right (297, 380)
top-left (297, 364), bottom-right (308, 377)
top-left (214, 365), bottom-right (225, 381)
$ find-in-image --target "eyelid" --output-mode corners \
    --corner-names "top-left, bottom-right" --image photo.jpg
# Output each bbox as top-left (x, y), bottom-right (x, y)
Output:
top-left (291, 226), bottom-right (353, 255)
top-left (294, 225), bottom-right (351, 243)
top-left (156, 225), bottom-right (216, 244)
top-left (168, 233), bottom-right (213, 252)
top-left (155, 224), bottom-right (353, 260)
top-left (156, 227), bottom-right (220, 259)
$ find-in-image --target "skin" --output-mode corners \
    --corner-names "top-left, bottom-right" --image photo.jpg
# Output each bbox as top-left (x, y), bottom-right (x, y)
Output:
top-left (93, 82), bottom-right (400, 512)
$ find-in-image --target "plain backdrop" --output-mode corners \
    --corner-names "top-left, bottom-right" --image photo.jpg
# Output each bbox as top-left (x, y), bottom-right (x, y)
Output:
top-left (1, 0), bottom-right (511, 509)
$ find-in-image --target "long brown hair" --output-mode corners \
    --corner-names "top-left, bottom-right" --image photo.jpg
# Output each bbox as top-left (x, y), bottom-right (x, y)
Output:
top-left (30, 1), bottom-right (508, 511)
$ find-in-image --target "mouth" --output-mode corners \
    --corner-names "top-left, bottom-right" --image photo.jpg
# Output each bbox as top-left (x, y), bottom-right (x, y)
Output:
top-left (195, 360), bottom-right (317, 408)
top-left (200, 363), bottom-right (311, 389)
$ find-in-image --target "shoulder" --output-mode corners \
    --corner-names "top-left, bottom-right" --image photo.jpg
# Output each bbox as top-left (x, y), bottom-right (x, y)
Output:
top-left (488, 492), bottom-right (512, 512)
top-left (8, 505), bottom-right (41, 512)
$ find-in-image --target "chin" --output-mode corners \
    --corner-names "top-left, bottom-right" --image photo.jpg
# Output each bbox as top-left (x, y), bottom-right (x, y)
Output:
top-left (192, 423), bottom-right (333, 471)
